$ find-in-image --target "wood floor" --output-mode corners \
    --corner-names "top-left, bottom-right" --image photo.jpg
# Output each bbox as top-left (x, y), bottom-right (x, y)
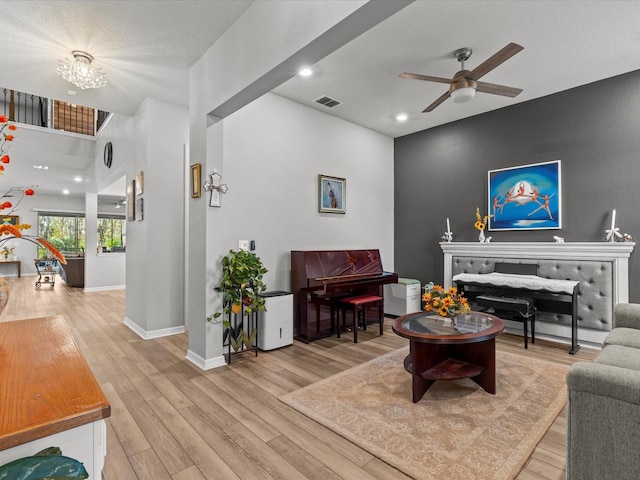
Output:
top-left (0, 276), bottom-right (598, 480)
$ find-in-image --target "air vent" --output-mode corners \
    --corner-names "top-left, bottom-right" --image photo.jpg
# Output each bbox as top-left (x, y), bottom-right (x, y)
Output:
top-left (315, 95), bottom-right (341, 108)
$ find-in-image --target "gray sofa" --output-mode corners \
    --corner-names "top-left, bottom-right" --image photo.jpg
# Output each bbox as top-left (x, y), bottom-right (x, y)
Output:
top-left (566, 303), bottom-right (640, 480)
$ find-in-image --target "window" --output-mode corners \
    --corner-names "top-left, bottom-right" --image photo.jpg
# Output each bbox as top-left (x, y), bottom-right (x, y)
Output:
top-left (37, 213), bottom-right (86, 256)
top-left (97, 215), bottom-right (126, 253)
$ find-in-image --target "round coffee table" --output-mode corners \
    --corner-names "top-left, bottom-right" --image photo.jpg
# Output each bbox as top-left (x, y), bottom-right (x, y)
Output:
top-left (392, 311), bottom-right (504, 403)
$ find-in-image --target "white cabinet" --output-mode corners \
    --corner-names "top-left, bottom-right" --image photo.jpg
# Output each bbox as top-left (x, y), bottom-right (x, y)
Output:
top-left (384, 278), bottom-right (421, 316)
top-left (258, 291), bottom-right (293, 350)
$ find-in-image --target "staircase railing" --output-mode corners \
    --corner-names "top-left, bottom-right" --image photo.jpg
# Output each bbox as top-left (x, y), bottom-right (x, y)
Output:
top-left (1, 88), bottom-right (110, 136)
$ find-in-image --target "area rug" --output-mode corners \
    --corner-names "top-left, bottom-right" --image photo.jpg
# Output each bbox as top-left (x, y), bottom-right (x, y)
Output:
top-left (279, 347), bottom-right (569, 480)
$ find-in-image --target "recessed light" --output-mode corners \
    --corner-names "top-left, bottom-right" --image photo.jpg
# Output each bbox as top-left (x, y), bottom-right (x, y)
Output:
top-left (396, 113), bottom-right (408, 122)
top-left (62, 189), bottom-right (70, 195)
top-left (73, 176), bottom-right (83, 182)
top-left (299, 67), bottom-right (313, 77)
top-left (33, 164), bottom-right (49, 170)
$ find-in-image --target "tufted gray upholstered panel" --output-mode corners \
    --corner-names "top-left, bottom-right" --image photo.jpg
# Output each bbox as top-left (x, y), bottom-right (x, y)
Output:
top-left (451, 257), bottom-right (613, 331)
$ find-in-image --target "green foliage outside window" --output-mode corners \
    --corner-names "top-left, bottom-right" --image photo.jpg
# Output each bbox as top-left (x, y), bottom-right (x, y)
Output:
top-left (97, 216), bottom-right (126, 252)
top-left (37, 213), bottom-right (125, 257)
top-left (37, 214), bottom-right (85, 257)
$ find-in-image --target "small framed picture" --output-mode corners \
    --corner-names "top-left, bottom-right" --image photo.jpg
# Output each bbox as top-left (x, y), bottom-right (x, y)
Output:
top-left (126, 179), bottom-right (135, 221)
top-left (191, 163), bottom-right (202, 198)
top-left (135, 171), bottom-right (144, 195)
top-left (318, 174), bottom-right (346, 214)
top-left (135, 198), bottom-right (144, 221)
top-left (1, 215), bottom-right (18, 225)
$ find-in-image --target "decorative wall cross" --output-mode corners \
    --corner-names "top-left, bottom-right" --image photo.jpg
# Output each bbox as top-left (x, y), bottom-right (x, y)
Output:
top-left (203, 169), bottom-right (228, 207)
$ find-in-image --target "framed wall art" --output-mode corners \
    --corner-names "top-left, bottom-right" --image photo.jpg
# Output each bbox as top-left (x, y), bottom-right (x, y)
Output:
top-left (136, 198), bottom-right (144, 221)
top-left (488, 160), bottom-right (561, 231)
top-left (135, 171), bottom-right (144, 195)
top-left (1, 215), bottom-right (18, 225)
top-left (318, 174), bottom-right (346, 214)
top-left (126, 179), bottom-right (135, 221)
top-left (191, 163), bottom-right (201, 198)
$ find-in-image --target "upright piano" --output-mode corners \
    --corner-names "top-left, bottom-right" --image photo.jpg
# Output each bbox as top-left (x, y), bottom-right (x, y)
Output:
top-left (291, 249), bottom-right (398, 342)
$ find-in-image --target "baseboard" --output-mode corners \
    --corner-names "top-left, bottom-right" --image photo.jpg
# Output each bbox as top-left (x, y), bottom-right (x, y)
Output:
top-left (84, 285), bottom-right (126, 292)
top-left (185, 349), bottom-right (227, 370)
top-left (124, 317), bottom-right (185, 340)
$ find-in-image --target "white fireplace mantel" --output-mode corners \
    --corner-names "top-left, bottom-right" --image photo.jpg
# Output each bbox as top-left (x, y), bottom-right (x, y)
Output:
top-left (441, 242), bottom-right (635, 305)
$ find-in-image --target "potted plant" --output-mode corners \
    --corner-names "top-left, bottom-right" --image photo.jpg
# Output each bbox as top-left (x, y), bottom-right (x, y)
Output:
top-left (208, 249), bottom-right (268, 354)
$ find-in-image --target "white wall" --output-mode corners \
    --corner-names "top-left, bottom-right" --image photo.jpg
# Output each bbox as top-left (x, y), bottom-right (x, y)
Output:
top-left (196, 93), bottom-right (393, 367)
top-left (220, 93), bottom-right (395, 291)
top-left (124, 98), bottom-right (188, 335)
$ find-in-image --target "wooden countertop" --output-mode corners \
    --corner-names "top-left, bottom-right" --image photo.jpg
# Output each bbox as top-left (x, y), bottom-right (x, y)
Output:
top-left (0, 316), bottom-right (111, 450)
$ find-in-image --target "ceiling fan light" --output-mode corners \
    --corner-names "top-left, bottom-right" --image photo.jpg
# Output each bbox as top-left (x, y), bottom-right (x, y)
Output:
top-left (450, 86), bottom-right (476, 103)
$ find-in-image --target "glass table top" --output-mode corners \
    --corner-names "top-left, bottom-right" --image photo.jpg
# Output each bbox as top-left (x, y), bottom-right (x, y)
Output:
top-left (399, 311), bottom-right (496, 336)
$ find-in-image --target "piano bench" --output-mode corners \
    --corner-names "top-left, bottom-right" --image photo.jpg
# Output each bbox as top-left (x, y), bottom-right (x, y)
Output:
top-left (339, 295), bottom-right (384, 343)
top-left (476, 295), bottom-right (536, 349)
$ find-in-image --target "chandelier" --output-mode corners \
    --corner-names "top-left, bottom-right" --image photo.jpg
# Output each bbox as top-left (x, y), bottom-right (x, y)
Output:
top-left (56, 51), bottom-right (107, 90)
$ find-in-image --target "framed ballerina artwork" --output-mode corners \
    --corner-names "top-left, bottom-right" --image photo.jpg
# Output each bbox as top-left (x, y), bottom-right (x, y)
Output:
top-left (488, 160), bottom-right (561, 231)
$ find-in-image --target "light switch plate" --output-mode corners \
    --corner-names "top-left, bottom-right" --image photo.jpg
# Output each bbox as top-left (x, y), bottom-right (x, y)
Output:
top-left (239, 240), bottom-right (250, 251)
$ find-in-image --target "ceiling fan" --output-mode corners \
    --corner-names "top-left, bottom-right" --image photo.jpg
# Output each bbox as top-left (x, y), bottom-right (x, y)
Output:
top-left (400, 42), bottom-right (524, 112)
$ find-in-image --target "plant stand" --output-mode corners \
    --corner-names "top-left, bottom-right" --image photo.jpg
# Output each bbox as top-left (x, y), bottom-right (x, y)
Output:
top-left (223, 303), bottom-right (258, 364)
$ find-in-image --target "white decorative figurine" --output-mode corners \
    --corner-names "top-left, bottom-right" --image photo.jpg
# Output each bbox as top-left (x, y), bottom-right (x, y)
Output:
top-left (605, 209), bottom-right (622, 242)
top-left (442, 217), bottom-right (453, 242)
top-left (553, 236), bottom-right (565, 244)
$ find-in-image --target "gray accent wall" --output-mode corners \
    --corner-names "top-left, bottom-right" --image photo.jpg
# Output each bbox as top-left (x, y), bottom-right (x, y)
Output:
top-left (394, 69), bottom-right (640, 302)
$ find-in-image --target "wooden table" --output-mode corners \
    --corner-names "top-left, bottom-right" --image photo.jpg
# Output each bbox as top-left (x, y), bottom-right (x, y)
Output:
top-left (392, 311), bottom-right (504, 403)
top-left (0, 316), bottom-right (110, 476)
top-left (0, 260), bottom-right (20, 277)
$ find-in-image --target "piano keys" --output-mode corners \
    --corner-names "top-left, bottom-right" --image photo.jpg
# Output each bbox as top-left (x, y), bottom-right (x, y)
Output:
top-left (291, 249), bottom-right (398, 343)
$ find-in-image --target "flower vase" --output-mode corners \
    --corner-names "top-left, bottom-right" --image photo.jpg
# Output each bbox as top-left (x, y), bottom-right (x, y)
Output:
top-left (478, 229), bottom-right (485, 243)
top-left (436, 315), bottom-right (456, 328)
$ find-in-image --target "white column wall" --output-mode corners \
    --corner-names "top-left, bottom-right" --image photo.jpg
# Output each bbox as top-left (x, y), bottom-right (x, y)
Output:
top-left (123, 99), bottom-right (188, 337)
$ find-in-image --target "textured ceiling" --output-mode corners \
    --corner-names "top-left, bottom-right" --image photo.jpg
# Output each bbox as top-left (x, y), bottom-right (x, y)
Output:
top-left (274, 0), bottom-right (640, 137)
top-left (2, 0), bottom-right (640, 197)
top-left (0, 0), bottom-right (253, 116)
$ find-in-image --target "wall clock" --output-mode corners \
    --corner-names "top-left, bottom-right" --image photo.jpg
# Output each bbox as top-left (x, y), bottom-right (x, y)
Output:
top-left (104, 142), bottom-right (113, 168)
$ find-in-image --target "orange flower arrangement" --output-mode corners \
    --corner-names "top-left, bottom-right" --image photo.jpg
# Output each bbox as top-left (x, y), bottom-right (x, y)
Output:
top-left (0, 220), bottom-right (66, 265)
top-left (0, 115), bottom-right (17, 175)
top-left (422, 282), bottom-right (471, 318)
top-left (0, 119), bottom-right (66, 264)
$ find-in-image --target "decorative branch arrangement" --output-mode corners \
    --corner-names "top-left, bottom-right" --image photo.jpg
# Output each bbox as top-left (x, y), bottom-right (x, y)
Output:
top-left (0, 186), bottom-right (34, 216)
top-left (0, 115), bottom-right (17, 175)
top-left (0, 188), bottom-right (65, 264)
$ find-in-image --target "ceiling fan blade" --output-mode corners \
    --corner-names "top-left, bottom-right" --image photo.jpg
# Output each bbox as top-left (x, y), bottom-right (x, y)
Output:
top-left (400, 72), bottom-right (452, 84)
top-left (476, 81), bottom-right (523, 97)
top-left (423, 91), bottom-right (450, 112)
top-left (469, 43), bottom-right (524, 81)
